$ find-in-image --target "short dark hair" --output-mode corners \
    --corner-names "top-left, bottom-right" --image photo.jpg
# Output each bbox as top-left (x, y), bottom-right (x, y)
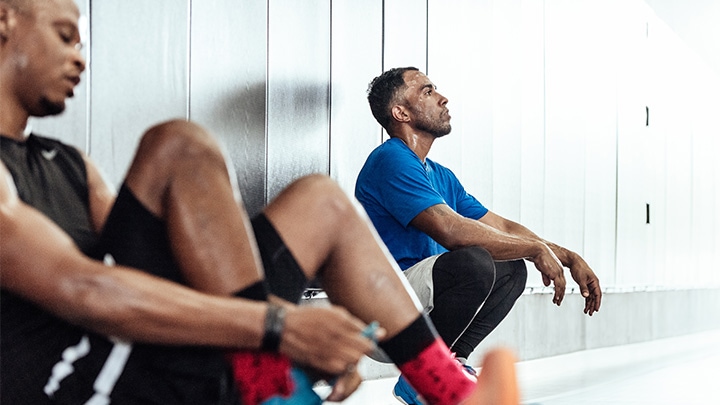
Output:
top-left (367, 67), bottom-right (419, 131)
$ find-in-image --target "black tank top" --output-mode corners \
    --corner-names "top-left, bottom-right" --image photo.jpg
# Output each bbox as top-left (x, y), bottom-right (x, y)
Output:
top-left (0, 134), bottom-right (97, 253)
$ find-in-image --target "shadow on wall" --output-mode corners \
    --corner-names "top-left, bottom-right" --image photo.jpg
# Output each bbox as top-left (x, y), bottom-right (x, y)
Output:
top-left (198, 81), bottom-right (267, 218)
top-left (198, 78), bottom-right (330, 218)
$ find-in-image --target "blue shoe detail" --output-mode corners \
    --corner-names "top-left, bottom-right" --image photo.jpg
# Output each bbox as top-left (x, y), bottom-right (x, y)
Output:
top-left (392, 375), bottom-right (421, 405)
top-left (261, 368), bottom-right (322, 405)
top-left (461, 363), bottom-right (478, 380)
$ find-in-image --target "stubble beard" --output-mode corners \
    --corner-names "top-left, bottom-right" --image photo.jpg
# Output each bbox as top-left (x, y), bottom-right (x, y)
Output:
top-left (36, 96), bottom-right (67, 117)
top-left (416, 115), bottom-right (451, 138)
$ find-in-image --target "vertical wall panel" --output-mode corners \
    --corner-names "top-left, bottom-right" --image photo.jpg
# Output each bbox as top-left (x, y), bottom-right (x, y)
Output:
top-left (518, 0), bottom-right (549, 288)
top-left (29, 0), bottom-right (90, 152)
top-left (90, 0), bottom-right (190, 187)
top-left (614, 1), bottom-right (652, 287)
top-left (544, 0), bottom-right (594, 257)
top-left (329, 0), bottom-right (383, 196)
top-left (384, 0), bottom-right (427, 71)
top-left (577, 2), bottom-right (618, 285)
top-left (714, 91), bottom-right (720, 286)
top-left (643, 15), bottom-right (668, 287)
top-left (190, 0), bottom-right (268, 217)
top-left (649, 17), bottom-right (693, 287)
top-left (488, 0), bottom-right (523, 221)
top-left (686, 52), bottom-right (718, 285)
top-left (702, 77), bottom-right (720, 286)
top-left (659, 57), bottom-right (693, 287)
top-left (427, 0), bottom-right (494, 209)
top-left (267, 0), bottom-right (331, 201)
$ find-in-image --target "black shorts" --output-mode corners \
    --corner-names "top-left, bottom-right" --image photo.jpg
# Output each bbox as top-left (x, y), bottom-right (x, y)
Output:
top-left (92, 184), bottom-right (238, 405)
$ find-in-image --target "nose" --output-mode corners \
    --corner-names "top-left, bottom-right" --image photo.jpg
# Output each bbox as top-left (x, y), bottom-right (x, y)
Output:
top-left (439, 92), bottom-right (448, 106)
top-left (72, 46), bottom-right (86, 73)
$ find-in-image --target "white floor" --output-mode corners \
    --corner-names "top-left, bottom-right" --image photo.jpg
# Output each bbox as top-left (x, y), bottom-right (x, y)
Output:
top-left (319, 329), bottom-right (720, 404)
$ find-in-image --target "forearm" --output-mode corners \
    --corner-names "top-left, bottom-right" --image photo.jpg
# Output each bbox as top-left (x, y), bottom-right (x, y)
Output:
top-left (541, 240), bottom-right (580, 267)
top-left (1, 199), bottom-right (265, 349)
top-left (448, 218), bottom-right (545, 261)
top-left (493, 218), bottom-right (578, 266)
top-left (63, 261), bottom-right (267, 348)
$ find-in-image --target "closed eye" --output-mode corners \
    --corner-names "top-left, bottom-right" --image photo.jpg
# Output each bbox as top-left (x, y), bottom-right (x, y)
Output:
top-left (54, 22), bottom-right (81, 48)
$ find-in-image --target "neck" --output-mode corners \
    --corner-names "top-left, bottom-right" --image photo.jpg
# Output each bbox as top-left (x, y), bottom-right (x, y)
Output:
top-left (0, 94), bottom-right (30, 140)
top-left (391, 130), bottom-right (435, 162)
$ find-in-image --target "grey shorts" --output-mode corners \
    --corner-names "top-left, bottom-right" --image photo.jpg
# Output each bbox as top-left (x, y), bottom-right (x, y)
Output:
top-left (403, 254), bottom-right (442, 314)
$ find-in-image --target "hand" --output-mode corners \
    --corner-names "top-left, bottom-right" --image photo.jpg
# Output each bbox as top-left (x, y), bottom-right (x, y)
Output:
top-left (567, 255), bottom-right (602, 316)
top-left (325, 366), bottom-right (363, 402)
top-left (530, 243), bottom-right (566, 306)
top-left (278, 305), bottom-right (382, 375)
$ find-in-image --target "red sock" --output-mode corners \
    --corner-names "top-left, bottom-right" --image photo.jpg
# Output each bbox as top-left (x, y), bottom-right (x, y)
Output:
top-left (398, 338), bottom-right (476, 405)
top-left (226, 350), bottom-right (293, 405)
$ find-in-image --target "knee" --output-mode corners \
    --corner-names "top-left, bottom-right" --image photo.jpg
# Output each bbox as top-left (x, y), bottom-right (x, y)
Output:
top-left (458, 246), bottom-right (495, 274)
top-left (284, 174), bottom-right (354, 219)
top-left (507, 259), bottom-right (528, 296)
top-left (509, 259), bottom-right (528, 282)
top-left (136, 119), bottom-right (224, 168)
top-left (437, 246), bottom-right (495, 288)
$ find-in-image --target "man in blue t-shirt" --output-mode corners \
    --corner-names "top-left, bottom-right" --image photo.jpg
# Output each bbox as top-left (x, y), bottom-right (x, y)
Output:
top-left (356, 67), bottom-right (602, 404)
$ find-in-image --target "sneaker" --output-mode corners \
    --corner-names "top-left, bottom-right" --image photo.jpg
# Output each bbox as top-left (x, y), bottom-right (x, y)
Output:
top-left (451, 352), bottom-right (478, 382)
top-left (392, 375), bottom-right (425, 405)
top-left (460, 362), bottom-right (478, 382)
top-left (393, 361), bottom-right (475, 404)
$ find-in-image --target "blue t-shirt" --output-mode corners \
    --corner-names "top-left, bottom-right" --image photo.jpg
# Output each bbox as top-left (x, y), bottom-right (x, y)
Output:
top-left (355, 137), bottom-right (488, 270)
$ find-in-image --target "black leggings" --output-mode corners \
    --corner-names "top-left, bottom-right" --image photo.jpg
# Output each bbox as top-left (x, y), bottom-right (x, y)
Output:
top-left (429, 246), bottom-right (527, 359)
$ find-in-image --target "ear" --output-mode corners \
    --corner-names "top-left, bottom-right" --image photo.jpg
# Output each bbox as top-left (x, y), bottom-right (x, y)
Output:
top-left (390, 104), bottom-right (411, 124)
top-left (0, 4), bottom-right (18, 44)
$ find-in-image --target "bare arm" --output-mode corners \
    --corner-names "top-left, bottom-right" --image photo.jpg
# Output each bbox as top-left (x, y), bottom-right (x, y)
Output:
top-left (479, 211), bottom-right (571, 263)
top-left (410, 203), bottom-right (567, 305)
top-left (479, 211), bottom-right (602, 315)
top-left (83, 153), bottom-right (116, 233)
top-left (412, 204), bottom-right (547, 259)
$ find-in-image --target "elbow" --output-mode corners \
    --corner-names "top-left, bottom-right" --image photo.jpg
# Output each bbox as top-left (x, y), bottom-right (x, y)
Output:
top-left (442, 237), bottom-right (475, 251)
top-left (431, 225), bottom-right (471, 251)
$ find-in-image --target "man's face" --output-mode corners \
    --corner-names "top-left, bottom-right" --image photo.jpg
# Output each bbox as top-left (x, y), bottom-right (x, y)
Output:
top-left (4, 0), bottom-right (85, 117)
top-left (400, 70), bottom-right (451, 138)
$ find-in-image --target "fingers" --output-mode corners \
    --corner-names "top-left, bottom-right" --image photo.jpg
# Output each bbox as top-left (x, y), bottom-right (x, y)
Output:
top-left (280, 306), bottom-right (375, 375)
top-left (535, 246), bottom-right (565, 304)
top-left (577, 279), bottom-right (589, 298)
top-left (594, 285), bottom-right (602, 311)
top-left (583, 280), bottom-right (602, 316)
top-left (326, 368), bottom-right (363, 402)
top-left (570, 266), bottom-right (602, 316)
top-left (552, 273), bottom-right (566, 306)
top-left (542, 273), bottom-right (551, 287)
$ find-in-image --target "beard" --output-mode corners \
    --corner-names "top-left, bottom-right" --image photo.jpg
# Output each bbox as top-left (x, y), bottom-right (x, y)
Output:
top-left (408, 105), bottom-right (452, 138)
top-left (414, 112), bottom-right (451, 138)
top-left (35, 96), bottom-right (67, 117)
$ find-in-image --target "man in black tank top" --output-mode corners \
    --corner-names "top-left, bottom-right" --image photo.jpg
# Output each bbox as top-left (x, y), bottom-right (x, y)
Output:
top-left (0, 1), bottom-right (521, 405)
